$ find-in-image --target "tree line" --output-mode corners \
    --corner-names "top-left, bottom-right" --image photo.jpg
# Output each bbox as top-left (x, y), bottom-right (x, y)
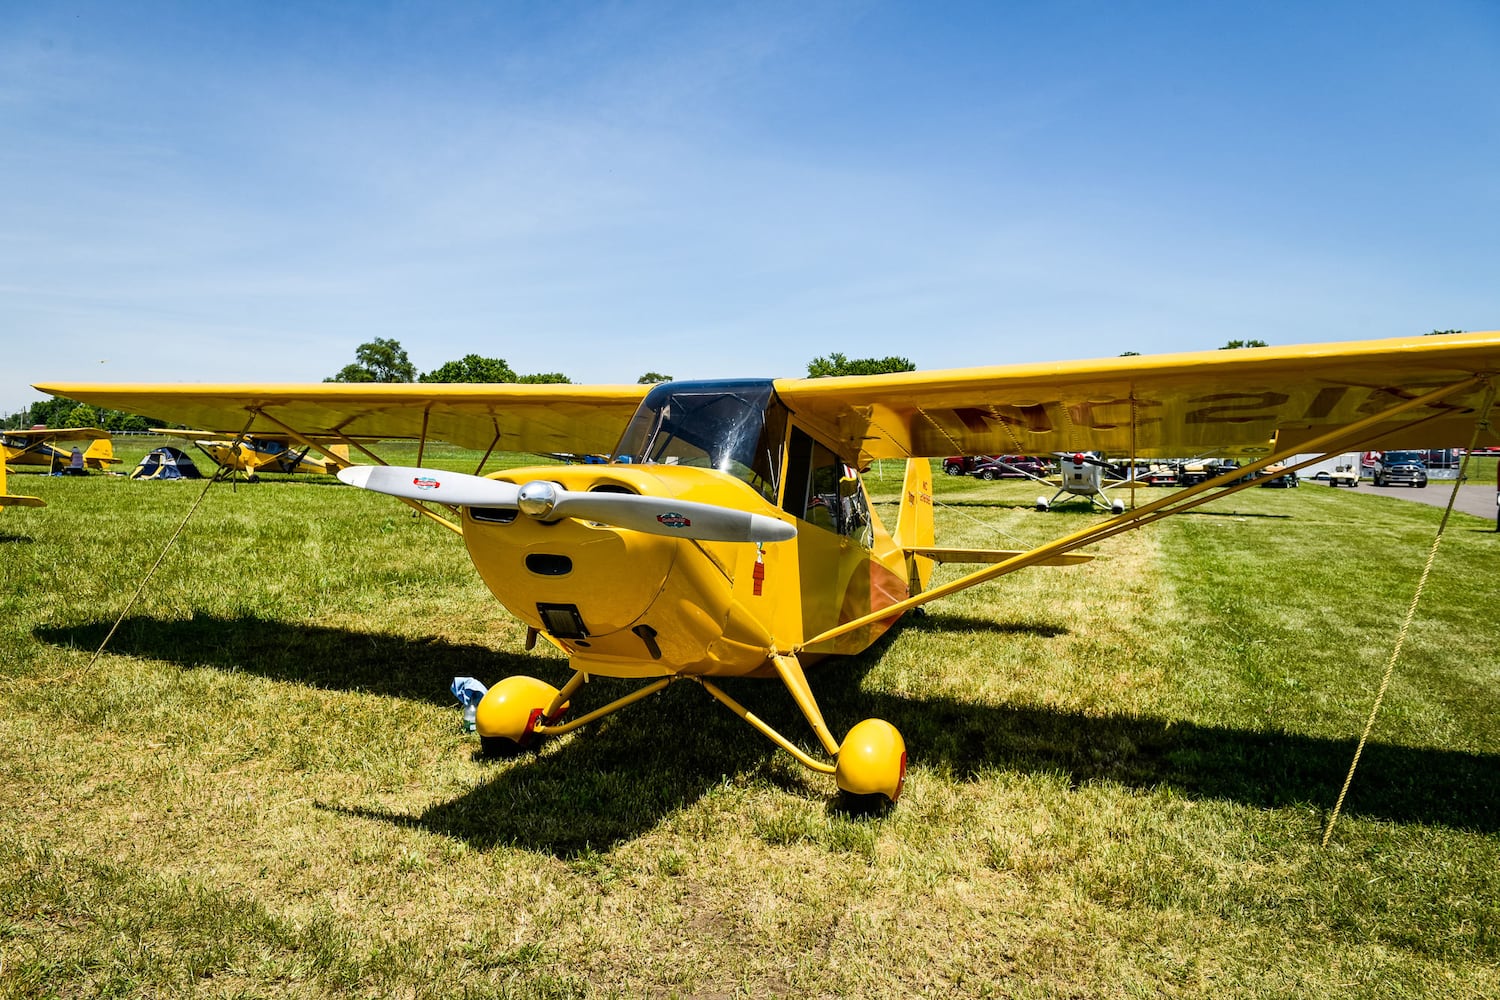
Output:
top-left (2, 397), bottom-right (162, 432)
top-left (327, 338), bottom-right (573, 384)
top-left (323, 339), bottom-right (918, 385)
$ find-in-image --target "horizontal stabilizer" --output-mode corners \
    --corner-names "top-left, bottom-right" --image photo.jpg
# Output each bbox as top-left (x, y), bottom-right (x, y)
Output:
top-left (905, 546), bottom-right (1093, 566)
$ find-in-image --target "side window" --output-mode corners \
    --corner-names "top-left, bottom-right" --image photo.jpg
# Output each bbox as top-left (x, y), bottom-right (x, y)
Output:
top-left (781, 427), bottom-right (871, 545)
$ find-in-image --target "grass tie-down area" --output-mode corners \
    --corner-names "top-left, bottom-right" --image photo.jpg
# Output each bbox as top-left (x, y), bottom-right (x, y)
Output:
top-left (1, 446), bottom-right (1497, 997)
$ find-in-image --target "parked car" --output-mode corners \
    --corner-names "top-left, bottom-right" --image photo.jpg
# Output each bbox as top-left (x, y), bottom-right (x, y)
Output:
top-left (1179, 458), bottom-right (1239, 486)
top-left (1318, 464), bottom-right (1359, 487)
top-left (1371, 450), bottom-right (1428, 488)
top-left (1258, 464), bottom-right (1299, 488)
top-left (943, 455), bottom-right (1052, 480)
top-left (942, 455), bottom-right (993, 476)
top-left (972, 455), bottom-right (1052, 480)
top-left (1142, 462), bottom-right (1181, 486)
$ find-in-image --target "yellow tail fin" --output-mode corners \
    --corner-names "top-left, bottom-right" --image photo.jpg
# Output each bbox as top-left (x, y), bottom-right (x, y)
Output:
top-left (83, 438), bottom-right (116, 467)
top-left (893, 458), bottom-right (935, 594)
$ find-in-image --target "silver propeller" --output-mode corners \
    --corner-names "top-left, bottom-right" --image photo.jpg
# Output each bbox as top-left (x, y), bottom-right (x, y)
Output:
top-left (338, 464), bottom-right (520, 508)
top-left (337, 465), bottom-right (795, 543)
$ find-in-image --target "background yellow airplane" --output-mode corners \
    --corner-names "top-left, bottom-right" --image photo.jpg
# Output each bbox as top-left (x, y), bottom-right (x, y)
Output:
top-left (0, 427), bottom-right (118, 473)
top-left (36, 331), bottom-right (1500, 804)
top-left (149, 429), bottom-right (351, 480)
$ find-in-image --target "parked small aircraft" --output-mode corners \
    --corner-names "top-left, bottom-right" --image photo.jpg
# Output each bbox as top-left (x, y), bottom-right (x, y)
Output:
top-left (1035, 452), bottom-right (1130, 514)
top-left (150, 429), bottom-right (351, 480)
top-left (1, 428), bottom-right (118, 473)
top-left (36, 332), bottom-right (1500, 802)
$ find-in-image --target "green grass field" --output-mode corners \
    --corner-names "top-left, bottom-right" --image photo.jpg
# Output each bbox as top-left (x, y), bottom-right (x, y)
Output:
top-left (2, 445), bottom-right (1497, 998)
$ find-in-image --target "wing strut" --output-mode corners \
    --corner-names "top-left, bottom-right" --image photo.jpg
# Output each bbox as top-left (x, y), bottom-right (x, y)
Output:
top-left (798, 374), bottom-right (1489, 652)
top-left (473, 420), bottom-right (503, 476)
top-left (249, 408), bottom-right (379, 468)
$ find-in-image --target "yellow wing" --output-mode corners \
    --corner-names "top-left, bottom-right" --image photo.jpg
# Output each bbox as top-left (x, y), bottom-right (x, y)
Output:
top-left (1, 427), bottom-right (113, 442)
top-left (772, 331), bottom-right (1500, 463)
top-left (30, 383), bottom-right (652, 456)
top-left (34, 332), bottom-right (1500, 463)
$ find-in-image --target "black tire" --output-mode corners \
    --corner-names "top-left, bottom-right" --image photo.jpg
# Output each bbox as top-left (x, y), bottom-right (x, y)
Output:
top-left (479, 735), bottom-right (528, 759)
top-left (944, 464), bottom-right (961, 476)
top-left (980, 469), bottom-right (997, 481)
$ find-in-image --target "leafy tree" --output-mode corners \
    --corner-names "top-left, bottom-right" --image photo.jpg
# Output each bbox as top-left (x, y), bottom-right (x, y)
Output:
top-left (805, 352), bottom-right (916, 378)
top-left (25, 397), bottom-right (75, 427)
top-left (325, 338), bottom-right (417, 383)
top-left (516, 372), bottom-right (572, 384)
top-left (420, 354), bottom-right (518, 383)
top-left (62, 404), bottom-right (98, 428)
top-left (1119, 351), bottom-right (1141, 356)
top-left (1219, 339), bottom-right (1268, 349)
top-left (637, 372), bottom-right (672, 384)
top-left (1426, 329), bottom-right (1465, 336)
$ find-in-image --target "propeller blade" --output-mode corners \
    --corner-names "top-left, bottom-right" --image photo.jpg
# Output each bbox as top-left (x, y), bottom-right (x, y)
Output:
top-left (1053, 451), bottom-right (1115, 469)
top-left (550, 489), bottom-right (796, 543)
top-left (339, 466), bottom-right (795, 543)
top-left (337, 465), bottom-right (520, 507)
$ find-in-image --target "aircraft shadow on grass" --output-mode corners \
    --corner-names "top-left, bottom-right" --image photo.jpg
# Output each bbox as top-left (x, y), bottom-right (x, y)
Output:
top-left (904, 611), bottom-right (1069, 638)
top-left (36, 612), bottom-right (1499, 853)
top-left (36, 612), bottom-right (527, 705)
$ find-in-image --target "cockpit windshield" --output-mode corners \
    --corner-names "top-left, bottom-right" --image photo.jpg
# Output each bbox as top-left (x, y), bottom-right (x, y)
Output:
top-left (611, 379), bottom-right (786, 502)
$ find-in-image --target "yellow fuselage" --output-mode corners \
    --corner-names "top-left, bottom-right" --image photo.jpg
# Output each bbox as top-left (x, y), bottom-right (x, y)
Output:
top-left (461, 464), bottom-right (912, 679)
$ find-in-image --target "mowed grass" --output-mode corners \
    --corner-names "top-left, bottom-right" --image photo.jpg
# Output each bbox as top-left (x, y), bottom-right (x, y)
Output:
top-left (2, 446), bottom-right (1498, 998)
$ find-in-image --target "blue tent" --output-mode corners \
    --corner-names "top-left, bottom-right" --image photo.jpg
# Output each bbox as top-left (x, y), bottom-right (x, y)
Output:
top-left (130, 446), bottom-right (203, 480)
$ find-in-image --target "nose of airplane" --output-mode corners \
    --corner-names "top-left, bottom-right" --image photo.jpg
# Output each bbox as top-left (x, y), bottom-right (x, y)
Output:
top-left (461, 504), bottom-right (679, 641)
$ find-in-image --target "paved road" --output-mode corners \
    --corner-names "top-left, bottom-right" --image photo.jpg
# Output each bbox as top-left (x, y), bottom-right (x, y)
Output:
top-left (1355, 481), bottom-right (1498, 522)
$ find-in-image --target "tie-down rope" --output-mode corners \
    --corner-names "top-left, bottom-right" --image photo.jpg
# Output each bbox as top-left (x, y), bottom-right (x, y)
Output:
top-left (1321, 380), bottom-right (1495, 846)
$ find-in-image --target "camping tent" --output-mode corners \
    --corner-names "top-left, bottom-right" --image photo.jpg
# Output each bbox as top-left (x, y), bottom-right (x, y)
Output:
top-left (130, 446), bottom-right (203, 480)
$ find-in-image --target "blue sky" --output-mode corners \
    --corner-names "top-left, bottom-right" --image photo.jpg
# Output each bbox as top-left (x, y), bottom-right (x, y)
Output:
top-left (4, 1), bottom-right (1498, 413)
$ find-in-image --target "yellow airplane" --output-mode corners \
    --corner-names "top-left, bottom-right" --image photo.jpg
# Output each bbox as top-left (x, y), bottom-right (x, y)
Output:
top-left (1, 427), bottom-right (118, 473)
top-left (149, 429), bottom-right (351, 480)
top-left (36, 331), bottom-right (1500, 803)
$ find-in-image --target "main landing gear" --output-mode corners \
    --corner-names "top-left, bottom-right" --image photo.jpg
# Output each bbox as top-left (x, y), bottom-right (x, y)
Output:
top-left (472, 656), bottom-right (907, 803)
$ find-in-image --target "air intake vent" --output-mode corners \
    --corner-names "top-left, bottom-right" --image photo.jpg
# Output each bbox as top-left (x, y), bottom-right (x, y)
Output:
top-left (470, 507), bottom-right (518, 524)
top-left (537, 603), bottom-right (588, 639)
top-left (525, 553), bottom-right (573, 576)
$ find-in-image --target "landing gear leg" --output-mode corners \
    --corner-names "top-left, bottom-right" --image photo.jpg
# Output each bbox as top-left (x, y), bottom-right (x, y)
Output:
top-left (773, 654), bottom-right (906, 801)
top-left (697, 654), bottom-right (907, 803)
